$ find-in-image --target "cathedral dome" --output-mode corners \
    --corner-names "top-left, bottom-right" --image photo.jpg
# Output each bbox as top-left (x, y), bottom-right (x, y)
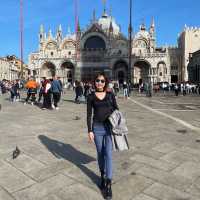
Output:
top-left (98, 13), bottom-right (120, 35)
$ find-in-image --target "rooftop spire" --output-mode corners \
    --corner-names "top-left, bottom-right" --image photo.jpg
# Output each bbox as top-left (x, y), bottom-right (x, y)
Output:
top-left (40, 24), bottom-right (44, 33)
top-left (58, 24), bottom-right (62, 32)
top-left (48, 29), bottom-right (52, 39)
top-left (109, 5), bottom-right (112, 17)
top-left (102, 0), bottom-right (106, 15)
top-left (93, 9), bottom-right (96, 22)
top-left (109, 20), bottom-right (113, 33)
top-left (77, 19), bottom-right (81, 32)
top-left (151, 17), bottom-right (155, 28)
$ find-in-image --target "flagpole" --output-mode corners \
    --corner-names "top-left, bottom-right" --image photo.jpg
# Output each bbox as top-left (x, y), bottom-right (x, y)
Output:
top-left (128, 0), bottom-right (133, 85)
top-left (20, 0), bottom-right (24, 79)
top-left (75, 0), bottom-right (79, 81)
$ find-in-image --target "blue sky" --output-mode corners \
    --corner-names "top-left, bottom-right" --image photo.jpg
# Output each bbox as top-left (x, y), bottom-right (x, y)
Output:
top-left (0, 0), bottom-right (200, 62)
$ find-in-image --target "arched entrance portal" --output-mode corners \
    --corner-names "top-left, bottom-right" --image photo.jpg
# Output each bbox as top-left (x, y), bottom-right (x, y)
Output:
top-left (133, 60), bottom-right (151, 84)
top-left (60, 61), bottom-right (74, 84)
top-left (41, 62), bottom-right (56, 78)
top-left (113, 61), bottom-right (128, 85)
top-left (157, 61), bottom-right (167, 82)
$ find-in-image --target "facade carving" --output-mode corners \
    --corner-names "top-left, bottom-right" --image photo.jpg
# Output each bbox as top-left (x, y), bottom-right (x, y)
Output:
top-left (28, 8), bottom-right (200, 84)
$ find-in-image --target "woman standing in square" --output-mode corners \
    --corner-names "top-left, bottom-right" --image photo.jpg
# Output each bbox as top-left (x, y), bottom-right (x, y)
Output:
top-left (87, 73), bottom-right (118, 200)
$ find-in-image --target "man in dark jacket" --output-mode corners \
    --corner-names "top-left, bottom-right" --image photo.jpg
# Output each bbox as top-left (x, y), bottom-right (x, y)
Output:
top-left (51, 76), bottom-right (62, 110)
top-left (38, 77), bottom-right (46, 103)
top-left (14, 80), bottom-right (20, 101)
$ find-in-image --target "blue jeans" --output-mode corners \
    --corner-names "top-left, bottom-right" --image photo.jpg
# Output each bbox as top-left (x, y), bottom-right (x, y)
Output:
top-left (93, 122), bottom-right (113, 179)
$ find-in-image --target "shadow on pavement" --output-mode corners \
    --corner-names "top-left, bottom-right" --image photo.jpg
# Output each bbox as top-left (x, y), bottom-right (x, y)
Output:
top-left (63, 99), bottom-right (86, 105)
top-left (38, 135), bottom-right (99, 187)
top-left (63, 99), bottom-right (76, 103)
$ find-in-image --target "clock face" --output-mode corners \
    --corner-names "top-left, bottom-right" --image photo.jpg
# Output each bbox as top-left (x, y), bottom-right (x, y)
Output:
top-left (135, 40), bottom-right (147, 48)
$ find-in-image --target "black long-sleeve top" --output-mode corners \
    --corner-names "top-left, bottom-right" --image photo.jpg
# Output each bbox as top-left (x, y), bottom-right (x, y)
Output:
top-left (87, 92), bottom-right (119, 132)
top-left (75, 86), bottom-right (83, 96)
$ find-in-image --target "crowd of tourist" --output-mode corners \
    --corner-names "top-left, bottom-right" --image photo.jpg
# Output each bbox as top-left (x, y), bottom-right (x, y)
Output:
top-left (73, 80), bottom-right (131, 103)
top-left (23, 76), bottom-right (63, 110)
top-left (138, 81), bottom-right (200, 97)
top-left (0, 76), bottom-right (63, 110)
top-left (172, 82), bottom-right (200, 96)
top-left (1, 77), bottom-right (200, 110)
top-left (0, 79), bottom-right (23, 101)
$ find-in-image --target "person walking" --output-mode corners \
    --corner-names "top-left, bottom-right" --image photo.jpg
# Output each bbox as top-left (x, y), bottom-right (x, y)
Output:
top-left (107, 80), bottom-right (114, 93)
top-left (183, 83), bottom-right (187, 96)
top-left (38, 77), bottom-right (46, 103)
top-left (42, 79), bottom-right (52, 110)
top-left (174, 83), bottom-right (179, 96)
top-left (57, 77), bottom-right (63, 100)
top-left (51, 76), bottom-right (62, 110)
top-left (9, 81), bottom-right (16, 102)
top-left (87, 73), bottom-right (118, 199)
top-left (113, 81), bottom-right (119, 97)
top-left (123, 81), bottom-right (128, 99)
top-left (84, 82), bottom-right (90, 100)
top-left (75, 81), bottom-right (84, 103)
top-left (24, 77), bottom-right (39, 105)
top-left (14, 80), bottom-right (20, 101)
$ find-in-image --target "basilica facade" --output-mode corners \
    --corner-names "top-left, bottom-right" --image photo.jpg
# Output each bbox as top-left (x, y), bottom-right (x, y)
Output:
top-left (28, 10), bottom-right (179, 85)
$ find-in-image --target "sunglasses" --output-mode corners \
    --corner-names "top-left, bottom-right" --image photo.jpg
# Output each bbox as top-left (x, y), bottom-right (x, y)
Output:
top-left (95, 79), bottom-right (105, 84)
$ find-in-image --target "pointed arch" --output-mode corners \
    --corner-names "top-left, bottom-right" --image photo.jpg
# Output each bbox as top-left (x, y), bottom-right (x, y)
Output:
top-left (157, 61), bottom-right (167, 77)
top-left (59, 61), bottom-right (75, 84)
top-left (133, 60), bottom-right (151, 84)
top-left (113, 60), bottom-right (128, 84)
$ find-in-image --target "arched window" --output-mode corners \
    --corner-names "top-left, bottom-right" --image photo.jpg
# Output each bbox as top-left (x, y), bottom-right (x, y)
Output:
top-left (84, 36), bottom-right (106, 49)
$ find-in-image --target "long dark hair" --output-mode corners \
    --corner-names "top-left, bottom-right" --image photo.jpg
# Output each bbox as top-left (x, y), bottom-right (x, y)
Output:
top-left (93, 73), bottom-right (109, 92)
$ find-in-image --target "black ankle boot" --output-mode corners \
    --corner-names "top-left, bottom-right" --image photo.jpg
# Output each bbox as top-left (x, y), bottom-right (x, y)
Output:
top-left (100, 171), bottom-right (106, 190)
top-left (105, 179), bottom-right (112, 200)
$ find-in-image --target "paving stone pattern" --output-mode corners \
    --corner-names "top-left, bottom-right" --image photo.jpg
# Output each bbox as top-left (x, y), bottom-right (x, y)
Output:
top-left (0, 92), bottom-right (200, 199)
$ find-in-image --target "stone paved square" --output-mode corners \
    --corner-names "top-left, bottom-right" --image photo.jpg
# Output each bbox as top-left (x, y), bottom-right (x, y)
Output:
top-left (1, 92), bottom-right (200, 199)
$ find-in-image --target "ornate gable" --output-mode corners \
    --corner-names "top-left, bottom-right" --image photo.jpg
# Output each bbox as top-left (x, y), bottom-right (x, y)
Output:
top-left (61, 39), bottom-right (76, 50)
top-left (45, 40), bottom-right (58, 50)
top-left (82, 23), bottom-right (107, 39)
